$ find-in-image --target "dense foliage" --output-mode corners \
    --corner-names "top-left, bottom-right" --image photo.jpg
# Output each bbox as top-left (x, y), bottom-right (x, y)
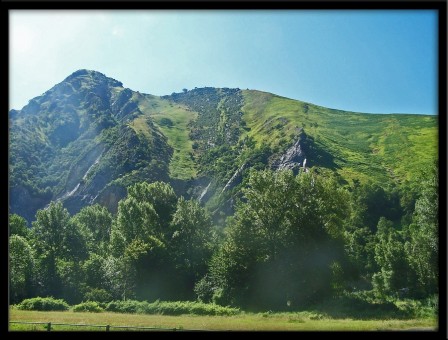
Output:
top-left (16, 297), bottom-right (69, 311)
top-left (105, 299), bottom-right (240, 316)
top-left (9, 162), bottom-right (439, 313)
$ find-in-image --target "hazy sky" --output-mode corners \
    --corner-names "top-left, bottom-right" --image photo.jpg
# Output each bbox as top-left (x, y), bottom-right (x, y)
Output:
top-left (9, 10), bottom-right (437, 114)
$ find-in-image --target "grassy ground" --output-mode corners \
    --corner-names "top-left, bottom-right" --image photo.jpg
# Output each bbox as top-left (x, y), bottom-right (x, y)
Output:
top-left (9, 309), bottom-right (437, 331)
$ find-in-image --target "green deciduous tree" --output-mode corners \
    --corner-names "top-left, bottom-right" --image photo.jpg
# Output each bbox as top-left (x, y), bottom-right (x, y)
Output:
top-left (208, 169), bottom-right (351, 310)
top-left (31, 202), bottom-right (88, 298)
top-left (9, 235), bottom-right (35, 304)
top-left (72, 204), bottom-right (112, 255)
top-left (372, 218), bottom-right (409, 297)
top-left (169, 197), bottom-right (214, 297)
top-left (83, 253), bottom-right (107, 290)
top-left (170, 198), bottom-right (213, 274)
top-left (102, 255), bottom-right (136, 301)
top-left (9, 214), bottom-right (30, 238)
top-left (405, 161), bottom-right (438, 296)
top-left (115, 196), bottom-right (160, 242)
top-left (113, 181), bottom-right (177, 245)
top-left (127, 181), bottom-right (177, 229)
top-left (56, 258), bottom-right (86, 304)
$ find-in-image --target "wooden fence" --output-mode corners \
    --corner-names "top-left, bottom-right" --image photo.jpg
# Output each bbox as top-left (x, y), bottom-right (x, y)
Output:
top-left (9, 321), bottom-right (210, 331)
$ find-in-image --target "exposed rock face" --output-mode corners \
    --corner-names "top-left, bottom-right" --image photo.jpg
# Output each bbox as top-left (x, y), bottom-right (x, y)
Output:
top-left (222, 163), bottom-right (246, 194)
top-left (199, 181), bottom-right (212, 203)
top-left (276, 136), bottom-right (306, 172)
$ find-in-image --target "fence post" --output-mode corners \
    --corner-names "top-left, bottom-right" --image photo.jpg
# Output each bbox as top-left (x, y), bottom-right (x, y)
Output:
top-left (47, 322), bottom-right (51, 332)
top-left (106, 325), bottom-right (110, 332)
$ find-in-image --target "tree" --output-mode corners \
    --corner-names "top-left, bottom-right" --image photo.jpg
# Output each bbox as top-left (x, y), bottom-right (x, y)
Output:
top-left (72, 204), bottom-right (112, 255)
top-left (9, 214), bottom-right (29, 238)
top-left (9, 235), bottom-right (35, 303)
top-left (103, 255), bottom-right (137, 301)
top-left (169, 197), bottom-right (214, 297)
top-left (208, 169), bottom-right (351, 309)
top-left (350, 182), bottom-right (402, 233)
top-left (127, 181), bottom-right (177, 228)
top-left (114, 196), bottom-right (160, 242)
top-left (405, 161), bottom-right (438, 296)
top-left (115, 182), bottom-right (177, 242)
top-left (31, 202), bottom-right (87, 297)
top-left (343, 225), bottom-right (377, 290)
top-left (372, 218), bottom-right (409, 297)
top-left (56, 258), bottom-right (86, 304)
top-left (83, 253), bottom-right (107, 290)
top-left (110, 182), bottom-right (179, 301)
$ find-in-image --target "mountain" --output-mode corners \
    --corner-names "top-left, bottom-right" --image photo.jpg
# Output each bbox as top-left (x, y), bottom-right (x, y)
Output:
top-left (9, 69), bottom-right (438, 223)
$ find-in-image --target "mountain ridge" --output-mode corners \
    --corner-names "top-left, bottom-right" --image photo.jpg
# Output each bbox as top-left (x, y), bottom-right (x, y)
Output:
top-left (9, 69), bottom-right (438, 223)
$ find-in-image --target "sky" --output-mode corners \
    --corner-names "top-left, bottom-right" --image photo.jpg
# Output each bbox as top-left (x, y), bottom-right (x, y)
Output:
top-left (9, 10), bottom-right (437, 115)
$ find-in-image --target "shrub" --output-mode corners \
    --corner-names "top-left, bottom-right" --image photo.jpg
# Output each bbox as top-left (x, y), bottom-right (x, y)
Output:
top-left (72, 301), bottom-right (104, 313)
top-left (146, 300), bottom-right (240, 316)
top-left (395, 296), bottom-right (438, 319)
top-left (16, 297), bottom-right (69, 311)
top-left (105, 300), bottom-right (149, 314)
top-left (105, 300), bottom-right (240, 316)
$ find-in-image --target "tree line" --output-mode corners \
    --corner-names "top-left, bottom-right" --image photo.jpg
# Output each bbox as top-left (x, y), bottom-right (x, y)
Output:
top-left (9, 163), bottom-right (438, 311)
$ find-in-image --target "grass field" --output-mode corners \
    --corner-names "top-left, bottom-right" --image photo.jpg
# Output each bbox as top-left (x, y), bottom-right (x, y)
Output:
top-left (9, 309), bottom-right (437, 331)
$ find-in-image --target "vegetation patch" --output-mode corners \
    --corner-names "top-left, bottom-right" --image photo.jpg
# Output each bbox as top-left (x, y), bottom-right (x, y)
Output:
top-left (16, 297), bottom-right (69, 311)
top-left (105, 300), bottom-right (240, 316)
top-left (136, 94), bottom-right (198, 179)
top-left (72, 301), bottom-right (104, 313)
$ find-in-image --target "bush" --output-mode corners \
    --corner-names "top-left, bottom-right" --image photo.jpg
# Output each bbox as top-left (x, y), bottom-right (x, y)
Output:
top-left (105, 300), bottom-right (240, 316)
top-left (146, 301), bottom-right (240, 316)
top-left (395, 296), bottom-right (438, 319)
top-left (16, 297), bottom-right (69, 311)
top-left (72, 301), bottom-right (104, 313)
top-left (105, 300), bottom-right (149, 314)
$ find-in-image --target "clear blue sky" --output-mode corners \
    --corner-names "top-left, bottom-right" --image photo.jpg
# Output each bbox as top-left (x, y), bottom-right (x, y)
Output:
top-left (9, 10), bottom-right (437, 114)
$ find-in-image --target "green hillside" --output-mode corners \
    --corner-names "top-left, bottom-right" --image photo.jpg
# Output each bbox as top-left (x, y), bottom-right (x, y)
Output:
top-left (241, 90), bottom-right (437, 186)
top-left (8, 70), bottom-right (438, 224)
top-left (134, 93), bottom-right (198, 179)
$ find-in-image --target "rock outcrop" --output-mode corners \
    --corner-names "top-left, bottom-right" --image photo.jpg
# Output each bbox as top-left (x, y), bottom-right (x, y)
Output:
top-left (276, 134), bottom-right (306, 172)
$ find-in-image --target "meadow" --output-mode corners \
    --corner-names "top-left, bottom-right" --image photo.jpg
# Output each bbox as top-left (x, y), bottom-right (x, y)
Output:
top-left (9, 309), bottom-right (437, 332)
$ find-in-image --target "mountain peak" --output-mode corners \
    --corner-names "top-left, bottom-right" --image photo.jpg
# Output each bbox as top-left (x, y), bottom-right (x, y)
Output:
top-left (63, 69), bottom-right (123, 88)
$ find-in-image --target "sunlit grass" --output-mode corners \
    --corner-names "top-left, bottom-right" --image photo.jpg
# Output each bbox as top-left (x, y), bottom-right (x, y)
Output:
top-left (241, 90), bottom-right (438, 186)
top-left (136, 94), bottom-right (198, 179)
top-left (9, 309), bottom-right (437, 331)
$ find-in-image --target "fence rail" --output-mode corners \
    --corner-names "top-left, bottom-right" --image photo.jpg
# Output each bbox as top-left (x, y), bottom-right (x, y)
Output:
top-left (9, 321), bottom-right (210, 332)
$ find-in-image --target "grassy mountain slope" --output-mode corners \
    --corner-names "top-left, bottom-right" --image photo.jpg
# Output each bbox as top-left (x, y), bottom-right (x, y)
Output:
top-left (9, 70), bottom-right (438, 223)
top-left (134, 93), bottom-right (198, 179)
top-left (241, 90), bottom-right (437, 186)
